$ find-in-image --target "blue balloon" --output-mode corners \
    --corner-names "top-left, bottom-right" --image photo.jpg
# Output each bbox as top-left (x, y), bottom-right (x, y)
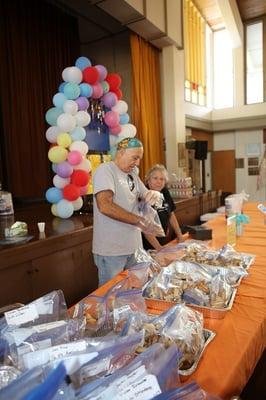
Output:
top-left (53, 93), bottom-right (67, 108)
top-left (58, 82), bottom-right (67, 93)
top-left (119, 113), bottom-right (130, 125)
top-left (45, 107), bottom-right (63, 126)
top-left (51, 163), bottom-right (57, 174)
top-left (79, 83), bottom-right (93, 98)
top-left (108, 145), bottom-right (117, 160)
top-left (63, 83), bottom-right (81, 100)
top-left (56, 199), bottom-right (74, 219)
top-left (45, 187), bottom-right (63, 204)
top-left (75, 56), bottom-right (91, 71)
top-left (71, 127), bottom-right (86, 141)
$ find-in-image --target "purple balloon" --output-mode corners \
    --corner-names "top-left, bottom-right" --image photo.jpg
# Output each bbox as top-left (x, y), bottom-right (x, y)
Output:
top-left (76, 96), bottom-right (90, 111)
top-left (103, 92), bottom-right (118, 108)
top-left (95, 65), bottom-right (108, 81)
top-left (56, 161), bottom-right (73, 178)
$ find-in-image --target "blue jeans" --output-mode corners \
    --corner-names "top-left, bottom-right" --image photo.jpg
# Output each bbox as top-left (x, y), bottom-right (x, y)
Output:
top-left (94, 254), bottom-right (134, 287)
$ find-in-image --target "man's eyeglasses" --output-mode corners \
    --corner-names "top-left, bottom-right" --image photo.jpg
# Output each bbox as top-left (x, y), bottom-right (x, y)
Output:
top-left (127, 174), bottom-right (135, 192)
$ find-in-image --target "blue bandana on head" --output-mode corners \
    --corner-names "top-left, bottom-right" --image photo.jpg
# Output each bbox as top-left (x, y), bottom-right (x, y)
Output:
top-left (117, 137), bottom-right (143, 150)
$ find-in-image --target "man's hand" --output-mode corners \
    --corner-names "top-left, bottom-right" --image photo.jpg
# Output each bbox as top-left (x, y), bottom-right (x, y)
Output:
top-left (144, 190), bottom-right (163, 206)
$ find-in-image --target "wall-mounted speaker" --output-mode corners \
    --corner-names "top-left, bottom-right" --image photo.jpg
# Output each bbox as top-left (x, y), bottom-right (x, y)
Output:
top-left (195, 140), bottom-right (208, 160)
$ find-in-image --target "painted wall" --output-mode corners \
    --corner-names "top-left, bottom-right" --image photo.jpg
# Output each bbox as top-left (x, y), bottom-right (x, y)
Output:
top-left (214, 130), bottom-right (265, 201)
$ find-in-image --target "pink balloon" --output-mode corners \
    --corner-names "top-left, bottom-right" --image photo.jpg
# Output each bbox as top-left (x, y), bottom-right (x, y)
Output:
top-left (91, 82), bottom-right (103, 99)
top-left (110, 125), bottom-right (122, 135)
top-left (67, 150), bottom-right (83, 165)
top-left (104, 111), bottom-right (119, 128)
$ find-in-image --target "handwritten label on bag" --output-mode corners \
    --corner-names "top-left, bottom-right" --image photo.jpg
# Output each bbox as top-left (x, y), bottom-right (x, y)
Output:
top-left (5, 304), bottom-right (39, 326)
top-left (10, 320), bottom-right (66, 346)
top-left (90, 366), bottom-right (161, 400)
top-left (17, 338), bottom-right (52, 356)
top-left (119, 374), bottom-right (161, 399)
top-left (22, 340), bottom-right (88, 369)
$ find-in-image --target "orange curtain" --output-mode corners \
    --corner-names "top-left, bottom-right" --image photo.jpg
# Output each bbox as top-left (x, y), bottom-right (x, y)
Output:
top-left (130, 34), bottom-right (165, 180)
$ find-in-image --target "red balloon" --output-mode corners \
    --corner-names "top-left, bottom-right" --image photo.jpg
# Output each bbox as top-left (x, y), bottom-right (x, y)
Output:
top-left (71, 169), bottom-right (90, 187)
top-left (111, 87), bottom-right (123, 100)
top-left (63, 184), bottom-right (80, 201)
top-left (105, 73), bottom-right (122, 90)
top-left (83, 66), bottom-right (100, 85)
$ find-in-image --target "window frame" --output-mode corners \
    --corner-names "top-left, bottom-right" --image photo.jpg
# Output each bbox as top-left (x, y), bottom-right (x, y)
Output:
top-left (244, 16), bottom-right (266, 105)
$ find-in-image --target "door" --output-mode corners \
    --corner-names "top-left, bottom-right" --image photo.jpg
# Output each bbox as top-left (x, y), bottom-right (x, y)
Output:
top-left (212, 150), bottom-right (235, 193)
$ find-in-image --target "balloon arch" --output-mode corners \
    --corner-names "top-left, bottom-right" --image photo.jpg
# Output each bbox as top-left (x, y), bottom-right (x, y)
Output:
top-left (45, 56), bottom-right (137, 218)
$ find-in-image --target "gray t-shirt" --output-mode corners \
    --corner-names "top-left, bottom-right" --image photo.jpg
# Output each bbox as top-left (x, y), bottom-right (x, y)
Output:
top-left (92, 161), bottom-right (148, 256)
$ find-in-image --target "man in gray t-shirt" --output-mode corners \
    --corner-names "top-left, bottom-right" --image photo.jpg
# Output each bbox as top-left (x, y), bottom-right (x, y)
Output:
top-left (92, 137), bottom-right (161, 286)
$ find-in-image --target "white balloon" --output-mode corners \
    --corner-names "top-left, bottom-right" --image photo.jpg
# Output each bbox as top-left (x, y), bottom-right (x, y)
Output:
top-left (62, 66), bottom-right (83, 84)
top-left (69, 140), bottom-right (89, 156)
top-left (112, 100), bottom-right (128, 115)
top-left (73, 157), bottom-right (91, 172)
top-left (57, 113), bottom-right (76, 132)
top-left (75, 111), bottom-right (91, 127)
top-left (63, 100), bottom-right (78, 115)
top-left (120, 123), bottom-right (137, 138)
top-left (62, 67), bottom-right (71, 82)
top-left (109, 134), bottom-right (120, 148)
top-left (46, 126), bottom-right (61, 143)
top-left (53, 175), bottom-right (70, 189)
top-left (72, 196), bottom-right (83, 211)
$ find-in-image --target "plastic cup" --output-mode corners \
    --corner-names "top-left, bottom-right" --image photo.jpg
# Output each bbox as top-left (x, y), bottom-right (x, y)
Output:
top-left (37, 222), bottom-right (45, 233)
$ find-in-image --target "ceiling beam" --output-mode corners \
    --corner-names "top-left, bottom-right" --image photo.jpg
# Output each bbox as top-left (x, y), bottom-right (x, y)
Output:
top-left (217, 0), bottom-right (243, 48)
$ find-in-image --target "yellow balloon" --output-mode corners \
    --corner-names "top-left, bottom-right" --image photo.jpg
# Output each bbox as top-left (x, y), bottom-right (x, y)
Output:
top-left (51, 204), bottom-right (58, 216)
top-left (57, 132), bottom-right (72, 148)
top-left (48, 146), bottom-right (68, 163)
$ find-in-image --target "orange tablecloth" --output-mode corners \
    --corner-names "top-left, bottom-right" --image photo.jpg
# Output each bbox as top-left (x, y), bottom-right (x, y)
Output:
top-left (86, 203), bottom-right (266, 399)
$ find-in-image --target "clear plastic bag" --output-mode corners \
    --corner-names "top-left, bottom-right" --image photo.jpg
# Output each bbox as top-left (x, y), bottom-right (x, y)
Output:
top-left (155, 304), bottom-right (205, 371)
top-left (104, 278), bottom-right (131, 313)
top-left (0, 363), bottom-right (75, 400)
top-left (138, 201), bottom-right (165, 237)
top-left (2, 318), bottom-right (86, 368)
top-left (129, 247), bottom-right (161, 275)
top-left (209, 275), bottom-right (233, 308)
top-left (71, 331), bottom-right (143, 388)
top-left (143, 260), bottom-right (213, 304)
top-left (127, 263), bottom-right (150, 288)
top-left (1, 290), bottom-right (68, 330)
top-left (20, 362), bottom-right (75, 400)
top-left (207, 264), bottom-right (248, 286)
top-left (0, 366), bottom-right (44, 400)
top-left (76, 343), bottom-right (181, 400)
top-left (20, 338), bottom-right (99, 373)
top-left (151, 244), bottom-right (186, 267)
top-left (71, 295), bottom-right (111, 336)
top-left (113, 289), bottom-right (147, 333)
top-left (0, 365), bottom-right (21, 390)
top-left (120, 312), bottom-right (150, 338)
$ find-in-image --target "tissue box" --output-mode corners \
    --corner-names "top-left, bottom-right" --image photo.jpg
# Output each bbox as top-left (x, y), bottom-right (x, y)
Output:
top-left (186, 225), bottom-right (212, 240)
